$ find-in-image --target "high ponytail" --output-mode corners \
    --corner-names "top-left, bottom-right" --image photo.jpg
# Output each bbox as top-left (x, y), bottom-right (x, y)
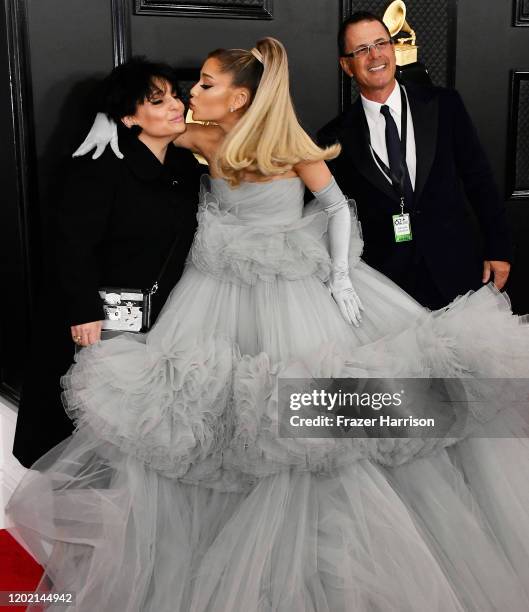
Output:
top-left (213, 37), bottom-right (340, 186)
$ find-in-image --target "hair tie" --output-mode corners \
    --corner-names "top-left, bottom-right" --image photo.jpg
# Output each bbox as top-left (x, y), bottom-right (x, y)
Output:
top-left (250, 47), bottom-right (264, 64)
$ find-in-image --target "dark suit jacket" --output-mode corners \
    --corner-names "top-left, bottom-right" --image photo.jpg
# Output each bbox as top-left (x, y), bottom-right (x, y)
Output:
top-left (13, 133), bottom-right (202, 468)
top-left (318, 82), bottom-right (512, 305)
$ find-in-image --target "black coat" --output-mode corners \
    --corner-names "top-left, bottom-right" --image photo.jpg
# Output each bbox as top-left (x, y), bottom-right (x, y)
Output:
top-left (13, 134), bottom-right (202, 468)
top-left (318, 83), bottom-right (513, 307)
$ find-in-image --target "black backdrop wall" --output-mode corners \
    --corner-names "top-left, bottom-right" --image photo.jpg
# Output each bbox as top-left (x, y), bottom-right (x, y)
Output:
top-left (1, 0), bottom-right (528, 402)
top-left (456, 0), bottom-right (529, 313)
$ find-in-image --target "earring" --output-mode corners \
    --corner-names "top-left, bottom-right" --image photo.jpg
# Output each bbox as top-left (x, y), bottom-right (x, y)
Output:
top-left (229, 107), bottom-right (234, 113)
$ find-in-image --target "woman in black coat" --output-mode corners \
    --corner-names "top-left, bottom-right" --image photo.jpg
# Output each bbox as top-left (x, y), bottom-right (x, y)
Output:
top-left (13, 57), bottom-right (202, 468)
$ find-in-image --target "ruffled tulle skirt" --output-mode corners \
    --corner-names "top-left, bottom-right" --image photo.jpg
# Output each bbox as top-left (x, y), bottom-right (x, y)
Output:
top-left (7, 255), bottom-right (529, 611)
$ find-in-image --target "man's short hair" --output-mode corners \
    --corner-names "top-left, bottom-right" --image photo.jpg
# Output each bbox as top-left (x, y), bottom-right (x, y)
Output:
top-left (338, 11), bottom-right (392, 56)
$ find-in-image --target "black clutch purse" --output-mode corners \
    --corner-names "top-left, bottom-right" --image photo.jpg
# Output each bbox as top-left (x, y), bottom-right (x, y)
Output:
top-left (98, 238), bottom-right (178, 334)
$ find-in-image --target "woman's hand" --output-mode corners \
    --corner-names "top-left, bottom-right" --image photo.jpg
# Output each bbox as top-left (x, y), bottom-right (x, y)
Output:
top-left (71, 321), bottom-right (103, 347)
top-left (302, 170), bottom-right (364, 327)
top-left (329, 267), bottom-right (364, 327)
top-left (73, 113), bottom-right (123, 160)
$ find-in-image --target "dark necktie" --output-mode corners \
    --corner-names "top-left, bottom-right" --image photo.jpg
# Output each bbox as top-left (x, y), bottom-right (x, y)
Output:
top-left (380, 104), bottom-right (414, 207)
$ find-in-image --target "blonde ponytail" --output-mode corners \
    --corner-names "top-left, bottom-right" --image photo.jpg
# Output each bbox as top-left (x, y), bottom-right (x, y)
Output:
top-left (213, 37), bottom-right (340, 186)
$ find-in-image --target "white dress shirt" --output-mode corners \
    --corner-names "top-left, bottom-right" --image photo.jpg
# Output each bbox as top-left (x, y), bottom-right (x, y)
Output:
top-left (361, 81), bottom-right (417, 189)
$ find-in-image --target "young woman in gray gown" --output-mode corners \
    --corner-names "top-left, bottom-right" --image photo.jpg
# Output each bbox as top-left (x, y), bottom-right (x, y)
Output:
top-left (7, 38), bottom-right (529, 611)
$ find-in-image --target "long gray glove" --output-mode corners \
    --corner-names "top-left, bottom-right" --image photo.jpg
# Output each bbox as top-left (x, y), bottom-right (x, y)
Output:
top-left (312, 177), bottom-right (364, 326)
top-left (72, 112), bottom-right (123, 159)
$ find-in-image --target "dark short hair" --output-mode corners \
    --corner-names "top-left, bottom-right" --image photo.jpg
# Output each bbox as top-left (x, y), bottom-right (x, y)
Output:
top-left (99, 56), bottom-right (180, 129)
top-left (338, 11), bottom-right (391, 56)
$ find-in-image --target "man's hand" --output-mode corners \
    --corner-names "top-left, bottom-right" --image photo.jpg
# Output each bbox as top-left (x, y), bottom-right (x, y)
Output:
top-left (71, 321), bottom-right (103, 347)
top-left (72, 113), bottom-right (123, 160)
top-left (482, 260), bottom-right (511, 290)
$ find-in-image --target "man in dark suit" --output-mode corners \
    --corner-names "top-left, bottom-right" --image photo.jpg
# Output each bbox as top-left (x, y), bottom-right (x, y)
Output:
top-left (318, 12), bottom-right (512, 309)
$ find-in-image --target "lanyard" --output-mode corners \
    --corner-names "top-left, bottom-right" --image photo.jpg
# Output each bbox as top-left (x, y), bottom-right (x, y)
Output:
top-left (365, 84), bottom-right (409, 212)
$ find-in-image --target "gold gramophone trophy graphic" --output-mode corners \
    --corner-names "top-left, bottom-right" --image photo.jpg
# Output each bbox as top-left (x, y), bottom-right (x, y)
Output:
top-left (382, 0), bottom-right (431, 85)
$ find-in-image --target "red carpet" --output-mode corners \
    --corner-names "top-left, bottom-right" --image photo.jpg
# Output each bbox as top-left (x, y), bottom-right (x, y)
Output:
top-left (0, 529), bottom-right (44, 610)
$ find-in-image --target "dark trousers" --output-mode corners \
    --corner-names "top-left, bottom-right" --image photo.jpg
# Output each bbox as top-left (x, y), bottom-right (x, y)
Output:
top-left (379, 240), bottom-right (447, 310)
top-left (406, 257), bottom-right (448, 310)
top-left (13, 321), bottom-right (76, 469)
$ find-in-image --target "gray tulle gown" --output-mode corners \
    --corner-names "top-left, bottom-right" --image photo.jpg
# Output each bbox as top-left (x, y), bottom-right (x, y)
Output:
top-left (7, 175), bottom-right (529, 611)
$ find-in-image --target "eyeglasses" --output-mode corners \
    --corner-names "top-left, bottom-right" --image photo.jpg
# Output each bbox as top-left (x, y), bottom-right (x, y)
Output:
top-left (342, 39), bottom-right (394, 59)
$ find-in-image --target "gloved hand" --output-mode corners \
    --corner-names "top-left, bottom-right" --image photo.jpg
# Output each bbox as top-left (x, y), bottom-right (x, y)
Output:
top-left (72, 112), bottom-right (123, 160)
top-left (328, 263), bottom-right (364, 327)
top-left (311, 177), bottom-right (364, 327)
